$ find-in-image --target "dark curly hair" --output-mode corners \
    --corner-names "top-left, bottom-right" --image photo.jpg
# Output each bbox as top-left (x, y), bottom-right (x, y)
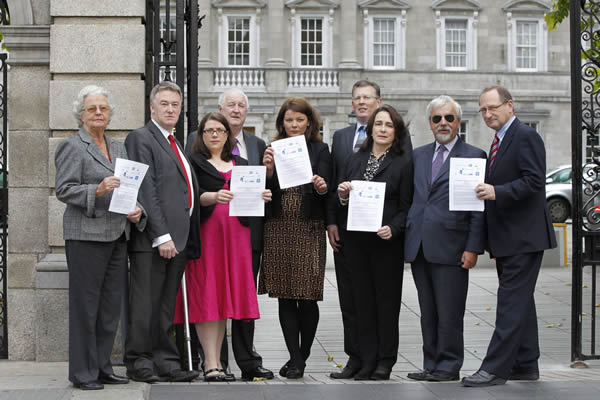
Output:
top-left (360, 104), bottom-right (408, 156)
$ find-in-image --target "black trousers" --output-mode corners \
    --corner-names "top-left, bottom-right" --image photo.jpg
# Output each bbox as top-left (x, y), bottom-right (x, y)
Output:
top-left (411, 248), bottom-right (469, 374)
top-left (125, 249), bottom-right (186, 375)
top-left (480, 251), bottom-right (543, 378)
top-left (345, 231), bottom-right (404, 370)
top-left (220, 249), bottom-right (264, 373)
top-left (65, 236), bottom-right (127, 384)
top-left (332, 228), bottom-right (361, 369)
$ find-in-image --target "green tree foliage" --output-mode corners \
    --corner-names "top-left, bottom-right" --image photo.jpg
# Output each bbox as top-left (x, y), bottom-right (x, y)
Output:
top-left (545, 0), bottom-right (570, 32)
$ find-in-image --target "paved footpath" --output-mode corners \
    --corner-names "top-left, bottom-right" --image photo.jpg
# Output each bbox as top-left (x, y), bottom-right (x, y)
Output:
top-left (2, 233), bottom-right (600, 399)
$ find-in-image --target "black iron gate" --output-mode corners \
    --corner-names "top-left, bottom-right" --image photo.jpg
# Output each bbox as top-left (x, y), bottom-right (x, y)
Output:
top-left (571, 0), bottom-right (600, 364)
top-left (145, 0), bottom-right (200, 144)
top-left (0, 52), bottom-right (8, 360)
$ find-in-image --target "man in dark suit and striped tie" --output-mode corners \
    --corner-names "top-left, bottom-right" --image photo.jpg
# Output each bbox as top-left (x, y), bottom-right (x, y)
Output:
top-left (328, 80), bottom-right (382, 379)
top-left (463, 85), bottom-right (557, 387)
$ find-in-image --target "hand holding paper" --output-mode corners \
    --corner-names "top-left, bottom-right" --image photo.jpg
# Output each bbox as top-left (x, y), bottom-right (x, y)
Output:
top-left (108, 158), bottom-right (149, 215)
top-left (229, 165), bottom-right (267, 217)
top-left (346, 180), bottom-right (386, 232)
top-left (271, 136), bottom-right (313, 189)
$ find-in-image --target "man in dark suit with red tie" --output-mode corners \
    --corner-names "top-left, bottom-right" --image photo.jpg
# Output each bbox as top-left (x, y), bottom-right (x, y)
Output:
top-left (462, 85), bottom-right (557, 387)
top-left (124, 81), bottom-right (199, 383)
top-left (328, 80), bottom-right (382, 379)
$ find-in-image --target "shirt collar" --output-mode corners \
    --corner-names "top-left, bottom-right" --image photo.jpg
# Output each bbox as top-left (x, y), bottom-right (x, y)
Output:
top-left (496, 115), bottom-right (516, 142)
top-left (235, 130), bottom-right (246, 147)
top-left (355, 123), bottom-right (367, 136)
top-left (152, 119), bottom-right (173, 140)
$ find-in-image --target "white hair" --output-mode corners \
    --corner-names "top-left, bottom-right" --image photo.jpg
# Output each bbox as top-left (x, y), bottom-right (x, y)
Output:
top-left (426, 95), bottom-right (462, 121)
top-left (72, 85), bottom-right (114, 127)
top-left (218, 88), bottom-right (250, 108)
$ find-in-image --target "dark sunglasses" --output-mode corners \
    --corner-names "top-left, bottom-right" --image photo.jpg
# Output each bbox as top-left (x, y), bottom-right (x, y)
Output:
top-left (431, 114), bottom-right (455, 123)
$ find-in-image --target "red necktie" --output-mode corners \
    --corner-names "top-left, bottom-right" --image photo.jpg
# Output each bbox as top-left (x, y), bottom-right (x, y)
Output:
top-left (168, 134), bottom-right (192, 207)
top-left (489, 134), bottom-right (500, 170)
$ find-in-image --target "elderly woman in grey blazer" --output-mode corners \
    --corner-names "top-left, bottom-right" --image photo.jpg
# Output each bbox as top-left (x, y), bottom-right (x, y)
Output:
top-left (55, 85), bottom-right (144, 390)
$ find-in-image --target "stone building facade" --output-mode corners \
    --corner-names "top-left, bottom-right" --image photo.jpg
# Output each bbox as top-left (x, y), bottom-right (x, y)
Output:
top-left (2, 0), bottom-right (570, 361)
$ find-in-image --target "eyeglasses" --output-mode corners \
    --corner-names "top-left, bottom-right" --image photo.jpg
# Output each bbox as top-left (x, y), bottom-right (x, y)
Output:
top-left (85, 105), bottom-right (110, 114)
top-left (431, 114), bottom-right (456, 124)
top-left (352, 95), bottom-right (378, 102)
top-left (479, 101), bottom-right (508, 114)
top-left (203, 128), bottom-right (228, 135)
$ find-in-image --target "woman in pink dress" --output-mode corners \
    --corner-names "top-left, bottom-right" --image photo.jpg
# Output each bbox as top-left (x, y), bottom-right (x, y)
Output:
top-left (174, 112), bottom-right (271, 381)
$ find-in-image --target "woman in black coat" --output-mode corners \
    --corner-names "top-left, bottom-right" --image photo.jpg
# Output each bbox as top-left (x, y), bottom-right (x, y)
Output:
top-left (259, 97), bottom-right (332, 379)
top-left (337, 104), bottom-right (413, 380)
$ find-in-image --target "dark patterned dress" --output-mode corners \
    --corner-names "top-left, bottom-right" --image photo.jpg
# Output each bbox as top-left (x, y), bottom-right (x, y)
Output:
top-left (258, 186), bottom-right (326, 301)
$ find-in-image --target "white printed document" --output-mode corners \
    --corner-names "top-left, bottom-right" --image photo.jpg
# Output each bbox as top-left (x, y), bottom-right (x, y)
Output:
top-left (108, 158), bottom-right (149, 215)
top-left (271, 136), bottom-right (313, 189)
top-left (229, 165), bottom-right (267, 217)
top-left (449, 157), bottom-right (486, 212)
top-left (347, 180), bottom-right (386, 232)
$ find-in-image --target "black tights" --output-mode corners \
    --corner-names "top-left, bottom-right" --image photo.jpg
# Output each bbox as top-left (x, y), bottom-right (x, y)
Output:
top-left (278, 298), bottom-right (320, 369)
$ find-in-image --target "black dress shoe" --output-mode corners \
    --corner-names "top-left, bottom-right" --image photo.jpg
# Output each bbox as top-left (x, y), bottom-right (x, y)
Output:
top-left (285, 366), bottom-right (304, 379)
top-left (407, 369), bottom-right (432, 381)
top-left (330, 365), bottom-right (359, 379)
top-left (427, 371), bottom-right (459, 382)
top-left (461, 370), bottom-right (507, 387)
top-left (353, 367), bottom-right (374, 381)
top-left (371, 366), bottom-right (391, 381)
top-left (160, 369), bottom-right (199, 382)
top-left (279, 361), bottom-right (291, 378)
top-left (73, 381), bottom-right (104, 390)
top-left (241, 365), bottom-right (274, 381)
top-left (127, 368), bottom-right (160, 383)
top-left (99, 372), bottom-right (129, 384)
top-left (508, 370), bottom-right (539, 381)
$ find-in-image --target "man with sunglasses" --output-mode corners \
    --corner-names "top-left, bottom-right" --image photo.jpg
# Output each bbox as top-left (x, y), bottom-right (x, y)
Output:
top-left (405, 95), bottom-right (486, 382)
top-left (462, 86), bottom-right (556, 387)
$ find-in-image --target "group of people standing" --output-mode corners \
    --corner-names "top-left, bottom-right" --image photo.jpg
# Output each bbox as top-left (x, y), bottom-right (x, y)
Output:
top-left (54, 79), bottom-right (555, 390)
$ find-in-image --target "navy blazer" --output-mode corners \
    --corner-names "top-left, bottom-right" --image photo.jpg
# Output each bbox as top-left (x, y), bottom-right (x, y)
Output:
top-left (484, 117), bottom-right (556, 257)
top-left (267, 140), bottom-right (332, 222)
top-left (404, 138), bottom-right (486, 265)
top-left (338, 148), bottom-right (413, 238)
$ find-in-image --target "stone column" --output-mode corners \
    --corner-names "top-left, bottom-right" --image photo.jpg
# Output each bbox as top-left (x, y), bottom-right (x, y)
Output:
top-left (265, 0), bottom-right (287, 66)
top-left (337, 4), bottom-right (360, 68)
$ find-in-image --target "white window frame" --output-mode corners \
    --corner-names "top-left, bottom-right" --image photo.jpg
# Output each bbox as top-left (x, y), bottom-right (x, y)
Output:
top-left (218, 13), bottom-right (260, 67)
top-left (435, 12), bottom-right (478, 71)
top-left (291, 13), bottom-right (332, 68)
top-left (507, 15), bottom-right (547, 72)
top-left (459, 120), bottom-right (469, 143)
top-left (364, 12), bottom-right (406, 70)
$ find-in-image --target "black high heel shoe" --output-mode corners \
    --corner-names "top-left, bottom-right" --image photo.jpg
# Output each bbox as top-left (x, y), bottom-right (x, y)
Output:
top-left (285, 366), bottom-right (304, 379)
top-left (279, 361), bottom-right (291, 377)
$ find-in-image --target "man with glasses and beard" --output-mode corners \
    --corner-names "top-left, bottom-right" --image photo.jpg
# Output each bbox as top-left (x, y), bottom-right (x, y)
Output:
top-left (405, 95), bottom-right (486, 383)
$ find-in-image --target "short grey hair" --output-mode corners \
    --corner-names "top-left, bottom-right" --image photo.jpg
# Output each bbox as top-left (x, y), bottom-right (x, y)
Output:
top-left (426, 95), bottom-right (462, 121)
top-left (218, 88), bottom-right (250, 108)
top-left (149, 81), bottom-right (182, 105)
top-left (72, 85), bottom-right (114, 127)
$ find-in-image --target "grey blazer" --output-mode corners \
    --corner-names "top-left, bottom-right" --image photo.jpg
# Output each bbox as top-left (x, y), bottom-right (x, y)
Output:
top-left (55, 128), bottom-right (143, 242)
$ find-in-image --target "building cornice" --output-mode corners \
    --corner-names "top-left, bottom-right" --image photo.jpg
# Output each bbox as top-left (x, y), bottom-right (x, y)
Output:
top-left (431, 0), bottom-right (481, 11)
top-left (1, 25), bottom-right (50, 66)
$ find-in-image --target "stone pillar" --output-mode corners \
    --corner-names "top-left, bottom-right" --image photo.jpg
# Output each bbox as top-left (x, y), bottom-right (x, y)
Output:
top-left (5, 0), bottom-right (146, 361)
top-left (337, 5), bottom-right (360, 68)
top-left (265, 0), bottom-right (287, 66)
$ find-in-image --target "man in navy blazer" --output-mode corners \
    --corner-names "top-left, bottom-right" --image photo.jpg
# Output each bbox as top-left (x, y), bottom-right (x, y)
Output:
top-left (327, 80), bottom-right (382, 379)
top-left (124, 82), bottom-right (199, 383)
top-left (405, 95), bottom-right (486, 382)
top-left (463, 86), bottom-right (557, 387)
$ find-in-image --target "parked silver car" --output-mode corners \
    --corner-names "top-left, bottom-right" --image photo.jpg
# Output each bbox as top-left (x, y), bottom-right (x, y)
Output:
top-left (545, 164), bottom-right (600, 223)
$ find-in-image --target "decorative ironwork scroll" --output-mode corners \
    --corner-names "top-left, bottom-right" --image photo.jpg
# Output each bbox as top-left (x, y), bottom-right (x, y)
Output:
top-left (572, 0), bottom-right (600, 363)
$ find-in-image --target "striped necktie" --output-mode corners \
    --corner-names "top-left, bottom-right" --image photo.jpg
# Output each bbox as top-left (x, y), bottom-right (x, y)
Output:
top-left (353, 126), bottom-right (366, 153)
top-left (489, 134), bottom-right (500, 170)
top-left (232, 138), bottom-right (240, 156)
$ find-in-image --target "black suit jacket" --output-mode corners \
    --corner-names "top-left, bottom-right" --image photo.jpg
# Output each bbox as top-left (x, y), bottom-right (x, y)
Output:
top-left (267, 140), bottom-right (332, 222)
top-left (484, 117), bottom-right (556, 257)
top-left (125, 121), bottom-right (200, 258)
top-left (338, 148), bottom-right (413, 238)
top-left (404, 138), bottom-right (486, 264)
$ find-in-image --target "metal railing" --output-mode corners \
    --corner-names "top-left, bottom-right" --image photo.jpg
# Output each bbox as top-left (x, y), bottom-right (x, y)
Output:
top-left (0, 53), bottom-right (8, 359)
